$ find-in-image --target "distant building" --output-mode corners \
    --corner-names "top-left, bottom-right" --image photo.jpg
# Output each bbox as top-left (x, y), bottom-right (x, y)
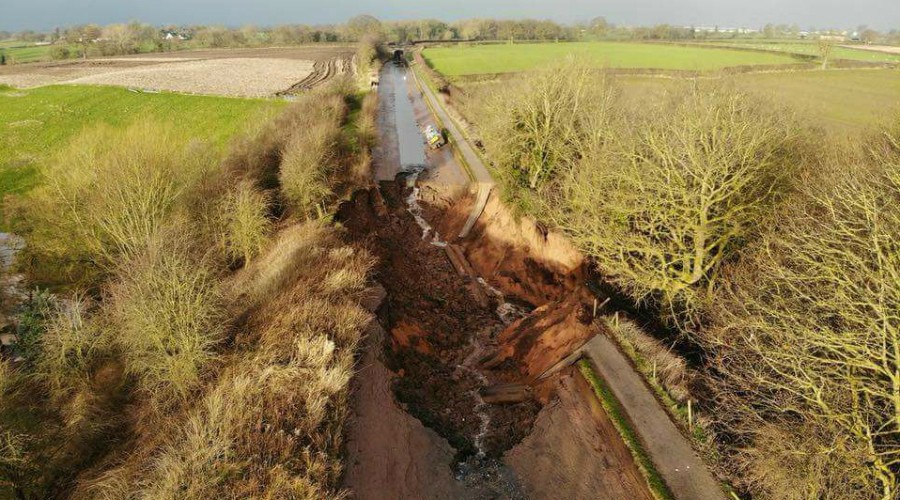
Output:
top-left (691, 26), bottom-right (759, 35)
top-left (161, 30), bottom-right (190, 41)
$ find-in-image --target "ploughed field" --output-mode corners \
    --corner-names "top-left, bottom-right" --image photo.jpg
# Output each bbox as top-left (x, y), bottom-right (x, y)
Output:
top-left (0, 46), bottom-right (355, 97)
top-left (422, 41), bottom-right (800, 76)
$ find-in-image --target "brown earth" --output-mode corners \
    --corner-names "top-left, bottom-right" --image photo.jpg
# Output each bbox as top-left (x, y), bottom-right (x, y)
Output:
top-left (0, 46), bottom-right (355, 96)
top-left (342, 319), bottom-right (473, 500)
top-left (505, 369), bottom-right (654, 500)
top-left (338, 182), bottom-right (657, 499)
top-left (336, 185), bottom-right (541, 461)
top-left (427, 190), bottom-right (586, 307)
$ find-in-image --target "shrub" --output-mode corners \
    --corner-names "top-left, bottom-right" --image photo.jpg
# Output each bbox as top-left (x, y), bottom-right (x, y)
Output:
top-left (217, 180), bottom-right (272, 265)
top-left (108, 239), bottom-right (224, 400)
top-left (22, 122), bottom-right (217, 285)
top-left (278, 93), bottom-right (346, 216)
top-left (88, 223), bottom-right (373, 498)
top-left (280, 122), bottom-right (340, 217)
top-left (35, 296), bottom-right (103, 406)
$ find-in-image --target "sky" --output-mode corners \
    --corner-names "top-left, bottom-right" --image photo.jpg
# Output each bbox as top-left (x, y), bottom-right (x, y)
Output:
top-left (2, 0), bottom-right (898, 33)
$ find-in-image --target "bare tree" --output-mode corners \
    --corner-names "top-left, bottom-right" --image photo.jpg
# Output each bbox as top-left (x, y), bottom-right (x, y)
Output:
top-left (818, 37), bottom-right (836, 69)
top-left (550, 84), bottom-right (797, 314)
top-left (481, 59), bottom-right (616, 191)
top-left (709, 122), bottom-right (900, 498)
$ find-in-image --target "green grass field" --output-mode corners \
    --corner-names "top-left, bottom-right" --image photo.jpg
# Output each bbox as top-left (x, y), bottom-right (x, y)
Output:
top-left (0, 42), bottom-right (56, 63)
top-left (423, 41), bottom-right (800, 76)
top-left (614, 69), bottom-right (900, 132)
top-left (702, 40), bottom-right (900, 64)
top-left (0, 85), bottom-right (284, 215)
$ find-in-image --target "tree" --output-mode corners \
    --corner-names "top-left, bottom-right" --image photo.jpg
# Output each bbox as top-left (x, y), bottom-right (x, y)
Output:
top-left (346, 14), bottom-right (382, 41)
top-left (708, 121), bottom-right (900, 497)
top-left (590, 16), bottom-right (610, 37)
top-left (862, 29), bottom-right (881, 44)
top-left (551, 84), bottom-right (798, 314)
top-left (481, 60), bottom-right (615, 191)
top-left (817, 37), bottom-right (836, 69)
top-left (65, 24), bottom-right (102, 59)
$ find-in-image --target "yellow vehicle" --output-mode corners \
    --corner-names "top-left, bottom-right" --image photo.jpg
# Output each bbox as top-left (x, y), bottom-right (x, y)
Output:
top-left (425, 124), bottom-right (445, 149)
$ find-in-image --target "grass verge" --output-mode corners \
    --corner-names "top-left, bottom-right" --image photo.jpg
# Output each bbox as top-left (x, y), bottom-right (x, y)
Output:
top-left (577, 358), bottom-right (674, 500)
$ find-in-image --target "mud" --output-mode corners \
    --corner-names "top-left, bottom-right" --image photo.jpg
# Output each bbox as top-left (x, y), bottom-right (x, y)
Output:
top-left (338, 182), bottom-right (656, 499)
top-left (505, 369), bottom-right (654, 500)
top-left (337, 185), bottom-right (541, 463)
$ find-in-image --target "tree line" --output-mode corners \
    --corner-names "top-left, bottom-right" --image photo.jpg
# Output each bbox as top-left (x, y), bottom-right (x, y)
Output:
top-left (473, 61), bottom-right (900, 498)
top-left (4, 15), bottom-right (898, 62)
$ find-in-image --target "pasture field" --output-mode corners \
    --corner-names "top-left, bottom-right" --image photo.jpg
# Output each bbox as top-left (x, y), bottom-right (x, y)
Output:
top-left (615, 69), bottom-right (900, 131)
top-left (702, 40), bottom-right (900, 63)
top-left (422, 41), bottom-right (800, 76)
top-left (455, 68), bottom-right (900, 134)
top-left (0, 84), bottom-right (284, 209)
top-left (0, 40), bottom-right (57, 63)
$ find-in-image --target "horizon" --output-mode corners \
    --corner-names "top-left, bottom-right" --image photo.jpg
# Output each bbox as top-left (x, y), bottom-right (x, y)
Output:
top-left (3, 0), bottom-right (899, 33)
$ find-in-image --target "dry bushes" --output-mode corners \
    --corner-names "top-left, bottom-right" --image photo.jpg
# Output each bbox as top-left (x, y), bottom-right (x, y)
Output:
top-left (86, 223), bottom-right (374, 499)
top-left (3, 76), bottom-right (378, 498)
top-left (108, 241), bottom-right (224, 400)
top-left (217, 180), bottom-right (272, 265)
top-left (34, 297), bottom-right (103, 409)
top-left (20, 122), bottom-right (217, 285)
top-left (706, 122), bottom-right (900, 498)
top-left (480, 59), bottom-right (617, 192)
top-left (279, 92), bottom-right (347, 217)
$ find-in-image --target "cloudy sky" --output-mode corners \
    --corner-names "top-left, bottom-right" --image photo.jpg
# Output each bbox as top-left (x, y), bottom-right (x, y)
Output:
top-left (3, 0), bottom-right (898, 32)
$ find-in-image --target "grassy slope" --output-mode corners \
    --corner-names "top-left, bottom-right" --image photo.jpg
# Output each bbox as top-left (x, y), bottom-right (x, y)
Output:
top-left (422, 42), bottom-right (799, 76)
top-left (0, 85), bottom-right (284, 204)
top-left (578, 359), bottom-right (674, 500)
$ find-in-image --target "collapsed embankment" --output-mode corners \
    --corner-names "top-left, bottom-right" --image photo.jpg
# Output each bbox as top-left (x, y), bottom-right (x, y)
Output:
top-left (338, 178), bottom-right (654, 499)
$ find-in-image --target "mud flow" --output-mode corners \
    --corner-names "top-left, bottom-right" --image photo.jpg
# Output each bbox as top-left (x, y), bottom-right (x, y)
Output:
top-left (337, 178), bottom-right (540, 478)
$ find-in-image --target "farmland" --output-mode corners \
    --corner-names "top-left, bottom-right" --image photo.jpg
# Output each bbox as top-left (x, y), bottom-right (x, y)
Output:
top-left (422, 41), bottom-right (801, 76)
top-left (698, 39), bottom-right (900, 63)
top-left (610, 69), bottom-right (900, 132)
top-left (0, 41), bottom-right (55, 63)
top-left (0, 84), bottom-right (284, 209)
top-left (0, 46), bottom-right (356, 96)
